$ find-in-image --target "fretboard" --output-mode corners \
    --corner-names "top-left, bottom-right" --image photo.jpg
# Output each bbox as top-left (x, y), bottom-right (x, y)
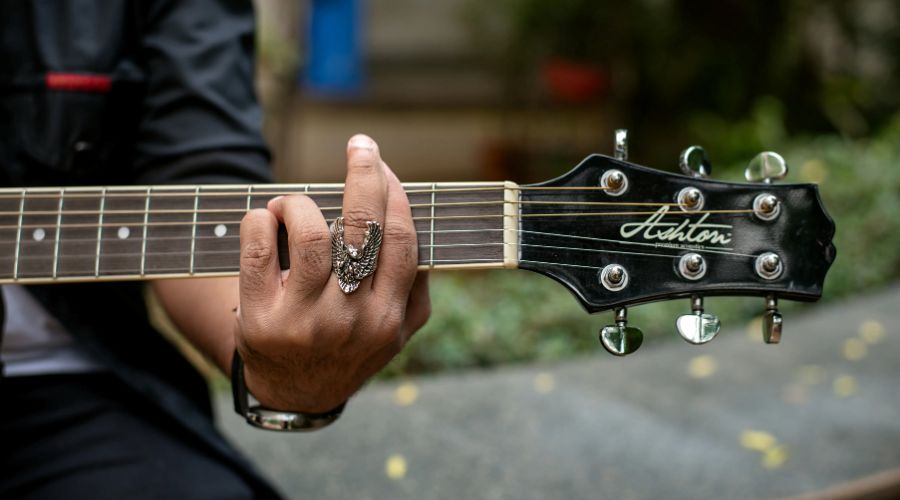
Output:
top-left (0, 182), bottom-right (519, 284)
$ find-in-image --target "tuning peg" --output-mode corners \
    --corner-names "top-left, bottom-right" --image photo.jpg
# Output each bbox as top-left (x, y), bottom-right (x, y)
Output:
top-left (614, 129), bottom-right (629, 161)
top-left (762, 295), bottom-right (782, 344)
top-left (600, 307), bottom-right (644, 356)
top-left (745, 152), bottom-right (789, 184)
top-left (679, 146), bottom-right (712, 178)
top-left (675, 295), bottom-right (721, 345)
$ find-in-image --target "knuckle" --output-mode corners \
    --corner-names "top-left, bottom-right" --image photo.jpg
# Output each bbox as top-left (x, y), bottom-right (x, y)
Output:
top-left (287, 225), bottom-right (331, 272)
top-left (342, 207), bottom-right (380, 229)
top-left (241, 240), bottom-right (275, 271)
top-left (384, 221), bottom-right (417, 248)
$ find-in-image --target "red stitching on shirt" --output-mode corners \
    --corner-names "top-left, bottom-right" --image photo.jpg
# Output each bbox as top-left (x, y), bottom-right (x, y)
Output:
top-left (45, 73), bottom-right (112, 93)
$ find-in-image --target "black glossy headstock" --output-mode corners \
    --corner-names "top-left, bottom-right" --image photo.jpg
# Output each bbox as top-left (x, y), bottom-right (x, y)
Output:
top-left (518, 154), bottom-right (836, 314)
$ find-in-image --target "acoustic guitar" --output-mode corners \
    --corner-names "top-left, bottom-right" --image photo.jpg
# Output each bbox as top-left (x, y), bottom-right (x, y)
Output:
top-left (0, 131), bottom-right (836, 355)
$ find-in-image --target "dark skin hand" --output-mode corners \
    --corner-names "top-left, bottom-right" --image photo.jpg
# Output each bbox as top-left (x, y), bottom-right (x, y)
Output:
top-left (154, 135), bottom-right (431, 413)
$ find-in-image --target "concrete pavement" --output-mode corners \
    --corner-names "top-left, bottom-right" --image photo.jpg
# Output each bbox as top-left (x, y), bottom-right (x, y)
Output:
top-left (216, 285), bottom-right (900, 499)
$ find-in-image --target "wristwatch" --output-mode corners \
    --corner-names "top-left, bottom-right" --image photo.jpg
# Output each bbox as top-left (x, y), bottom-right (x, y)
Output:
top-left (231, 349), bottom-right (345, 432)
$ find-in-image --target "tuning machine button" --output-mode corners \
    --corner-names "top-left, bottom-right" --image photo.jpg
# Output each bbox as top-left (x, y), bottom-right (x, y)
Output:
top-left (601, 129), bottom-right (631, 197)
top-left (745, 152), bottom-right (788, 184)
top-left (679, 146), bottom-right (711, 178)
top-left (676, 295), bottom-right (720, 345)
top-left (762, 294), bottom-right (782, 344)
top-left (614, 128), bottom-right (629, 161)
top-left (600, 307), bottom-right (644, 356)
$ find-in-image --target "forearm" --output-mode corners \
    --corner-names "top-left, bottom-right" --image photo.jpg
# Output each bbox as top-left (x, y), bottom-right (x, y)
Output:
top-left (151, 277), bottom-right (241, 375)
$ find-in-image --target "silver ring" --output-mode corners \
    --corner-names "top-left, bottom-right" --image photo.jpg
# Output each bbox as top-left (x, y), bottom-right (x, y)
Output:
top-left (330, 216), bottom-right (383, 294)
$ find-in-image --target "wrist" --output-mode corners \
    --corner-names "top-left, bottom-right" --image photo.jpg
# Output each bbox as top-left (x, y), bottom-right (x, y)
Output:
top-left (231, 349), bottom-right (346, 431)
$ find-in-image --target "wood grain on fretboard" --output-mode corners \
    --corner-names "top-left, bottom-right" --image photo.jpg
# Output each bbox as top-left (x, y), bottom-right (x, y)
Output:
top-left (0, 182), bottom-right (518, 284)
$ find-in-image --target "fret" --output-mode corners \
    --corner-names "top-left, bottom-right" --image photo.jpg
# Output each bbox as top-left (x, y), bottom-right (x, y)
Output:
top-left (99, 187), bottom-right (150, 276)
top-left (0, 190), bottom-right (25, 280)
top-left (94, 188), bottom-right (106, 277)
top-left (245, 185), bottom-right (253, 211)
top-left (17, 189), bottom-right (62, 279)
top-left (430, 182), bottom-right (506, 267)
top-left (57, 188), bottom-right (103, 278)
top-left (140, 187), bottom-right (151, 275)
top-left (144, 186), bottom-right (195, 276)
top-left (307, 184), bottom-right (342, 224)
top-left (189, 186), bottom-right (200, 275)
top-left (51, 189), bottom-right (64, 278)
top-left (193, 186), bottom-right (254, 274)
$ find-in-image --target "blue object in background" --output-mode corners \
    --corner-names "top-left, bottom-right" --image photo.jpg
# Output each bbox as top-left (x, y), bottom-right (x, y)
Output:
top-left (303, 0), bottom-right (365, 97)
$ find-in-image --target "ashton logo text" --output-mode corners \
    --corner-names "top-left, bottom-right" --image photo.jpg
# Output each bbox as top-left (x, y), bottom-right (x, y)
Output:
top-left (619, 206), bottom-right (733, 246)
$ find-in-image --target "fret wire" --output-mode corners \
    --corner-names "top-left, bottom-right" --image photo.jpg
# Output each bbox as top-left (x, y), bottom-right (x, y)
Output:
top-left (189, 186), bottom-right (200, 275)
top-left (245, 185), bottom-right (253, 211)
top-left (51, 188), bottom-right (65, 279)
top-left (429, 183), bottom-right (436, 269)
top-left (140, 187), bottom-right (151, 276)
top-left (94, 188), bottom-right (107, 278)
top-left (13, 189), bottom-right (25, 280)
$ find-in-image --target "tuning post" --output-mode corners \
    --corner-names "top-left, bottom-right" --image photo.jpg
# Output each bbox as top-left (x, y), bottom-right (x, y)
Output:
top-left (676, 295), bottom-right (721, 345)
top-left (677, 186), bottom-right (705, 212)
top-left (600, 264), bottom-right (629, 291)
top-left (755, 252), bottom-right (783, 280)
top-left (745, 152), bottom-right (788, 184)
top-left (677, 253), bottom-right (707, 280)
top-left (600, 307), bottom-right (644, 356)
top-left (600, 169), bottom-right (629, 196)
top-left (752, 193), bottom-right (781, 222)
top-left (679, 145), bottom-right (712, 178)
top-left (762, 294), bottom-right (783, 344)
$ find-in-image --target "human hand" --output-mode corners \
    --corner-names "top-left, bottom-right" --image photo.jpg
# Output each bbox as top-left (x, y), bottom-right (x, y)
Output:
top-left (235, 135), bottom-right (430, 412)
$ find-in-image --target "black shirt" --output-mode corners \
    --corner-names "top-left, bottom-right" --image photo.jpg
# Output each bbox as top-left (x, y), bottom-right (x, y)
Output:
top-left (0, 1), bottom-right (275, 485)
top-left (0, 0), bottom-right (271, 188)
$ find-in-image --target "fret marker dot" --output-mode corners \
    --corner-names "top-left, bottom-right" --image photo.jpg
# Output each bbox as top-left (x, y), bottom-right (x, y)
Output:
top-left (214, 224), bottom-right (227, 237)
top-left (33, 228), bottom-right (46, 241)
top-left (117, 226), bottom-right (130, 240)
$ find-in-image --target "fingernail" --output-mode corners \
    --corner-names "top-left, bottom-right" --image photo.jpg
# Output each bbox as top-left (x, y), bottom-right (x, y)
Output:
top-left (348, 134), bottom-right (377, 153)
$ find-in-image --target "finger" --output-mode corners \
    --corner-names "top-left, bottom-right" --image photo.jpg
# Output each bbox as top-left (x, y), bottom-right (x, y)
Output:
top-left (372, 164), bottom-right (418, 299)
top-left (341, 134), bottom-right (388, 252)
top-left (401, 272), bottom-right (431, 340)
top-left (239, 208), bottom-right (282, 317)
top-left (267, 195), bottom-right (332, 298)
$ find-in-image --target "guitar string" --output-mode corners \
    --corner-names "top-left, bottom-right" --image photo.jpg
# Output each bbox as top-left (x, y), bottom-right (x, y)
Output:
top-left (3, 242), bottom-right (695, 261)
top-left (0, 199), bottom-right (691, 217)
top-left (0, 208), bottom-right (755, 231)
top-left (6, 258), bottom-right (609, 281)
top-left (12, 226), bottom-right (742, 256)
top-left (0, 185), bottom-right (607, 201)
top-left (6, 235), bottom-right (757, 271)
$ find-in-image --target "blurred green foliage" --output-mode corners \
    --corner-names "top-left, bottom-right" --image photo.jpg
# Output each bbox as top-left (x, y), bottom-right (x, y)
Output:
top-left (464, 0), bottom-right (900, 168)
top-left (382, 110), bottom-right (900, 378)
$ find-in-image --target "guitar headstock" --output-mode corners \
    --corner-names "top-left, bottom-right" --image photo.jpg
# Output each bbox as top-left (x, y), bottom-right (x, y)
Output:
top-left (519, 130), bottom-right (836, 354)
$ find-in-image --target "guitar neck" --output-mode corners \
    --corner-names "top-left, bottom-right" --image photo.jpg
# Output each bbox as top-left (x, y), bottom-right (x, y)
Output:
top-left (0, 182), bottom-right (520, 285)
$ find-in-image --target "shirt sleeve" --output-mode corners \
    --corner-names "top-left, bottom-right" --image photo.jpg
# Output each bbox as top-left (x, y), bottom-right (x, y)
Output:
top-left (132, 0), bottom-right (272, 185)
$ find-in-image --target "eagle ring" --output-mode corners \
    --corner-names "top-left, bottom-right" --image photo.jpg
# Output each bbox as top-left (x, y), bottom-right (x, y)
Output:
top-left (330, 217), bottom-right (383, 294)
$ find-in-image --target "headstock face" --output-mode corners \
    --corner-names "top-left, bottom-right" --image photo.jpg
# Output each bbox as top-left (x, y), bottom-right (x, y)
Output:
top-left (518, 154), bottom-right (836, 313)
